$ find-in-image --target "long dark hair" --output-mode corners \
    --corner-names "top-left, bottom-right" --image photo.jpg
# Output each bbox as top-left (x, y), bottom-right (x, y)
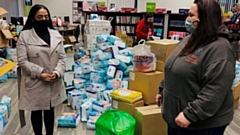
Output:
top-left (23, 4), bottom-right (54, 30)
top-left (144, 12), bottom-right (154, 31)
top-left (179, 0), bottom-right (223, 56)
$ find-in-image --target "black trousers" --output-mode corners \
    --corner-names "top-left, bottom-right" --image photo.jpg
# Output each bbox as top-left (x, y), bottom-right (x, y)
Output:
top-left (31, 107), bottom-right (54, 135)
top-left (168, 125), bottom-right (227, 135)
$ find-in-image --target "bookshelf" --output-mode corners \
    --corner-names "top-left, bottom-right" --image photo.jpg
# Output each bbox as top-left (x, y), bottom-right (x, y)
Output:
top-left (153, 13), bottom-right (165, 39)
top-left (167, 14), bottom-right (189, 40)
top-left (72, 1), bottom-right (84, 24)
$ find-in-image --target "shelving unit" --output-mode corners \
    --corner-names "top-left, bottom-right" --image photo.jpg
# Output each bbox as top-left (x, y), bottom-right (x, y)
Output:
top-left (72, 1), bottom-right (84, 24)
top-left (167, 13), bottom-right (189, 40)
top-left (153, 13), bottom-right (165, 39)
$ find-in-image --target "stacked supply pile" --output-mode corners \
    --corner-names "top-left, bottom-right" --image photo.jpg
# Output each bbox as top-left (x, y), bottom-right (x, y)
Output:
top-left (63, 45), bottom-right (75, 90)
top-left (84, 20), bottom-right (112, 50)
top-left (0, 58), bottom-right (7, 83)
top-left (6, 48), bottom-right (17, 78)
top-left (59, 34), bottom-right (136, 130)
top-left (0, 95), bottom-right (11, 135)
top-left (127, 40), bottom-right (179, 135)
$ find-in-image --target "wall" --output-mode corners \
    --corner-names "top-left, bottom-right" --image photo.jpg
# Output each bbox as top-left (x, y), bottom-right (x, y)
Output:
top-left (137, 0), bottom-right (194, 13)
top-left (32, 0), bottom-right (107, 24)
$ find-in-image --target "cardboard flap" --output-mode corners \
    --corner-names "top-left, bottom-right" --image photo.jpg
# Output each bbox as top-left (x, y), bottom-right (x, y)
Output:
top-left (0, 7), bottom-right (8, 15)
top-left (147, 39), bottom-right (179, 46)
top-left (68, 36), bottom-right (76, 43)
top-left (1, 30), bottom-right (13, 39)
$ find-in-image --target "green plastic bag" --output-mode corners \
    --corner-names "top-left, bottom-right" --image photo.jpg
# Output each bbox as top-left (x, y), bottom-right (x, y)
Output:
top-left (95, 109), bottom-right (136, 135)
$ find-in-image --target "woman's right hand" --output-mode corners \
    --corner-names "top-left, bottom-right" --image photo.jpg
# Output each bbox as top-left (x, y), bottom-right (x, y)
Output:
top-left (40, 73), bottom-right (53, 82)
top-left (156, 94), bottom-right (162, 107)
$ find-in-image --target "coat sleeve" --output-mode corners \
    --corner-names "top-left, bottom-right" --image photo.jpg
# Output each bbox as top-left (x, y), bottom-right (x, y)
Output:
top-left (53, 42), bottom-right (67, 79)
top-left (136, 20), bottom-right (148, 40)
top-left (183, 60), bottom-right (235, 122)
top-left (17, 33), bottom-right (44, 79)
top-left (158, 79), bottom-right (165, 94)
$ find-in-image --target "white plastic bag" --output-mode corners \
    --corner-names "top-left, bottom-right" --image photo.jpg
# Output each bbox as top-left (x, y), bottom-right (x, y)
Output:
top-left (132, 40), bottom-right (156, 72)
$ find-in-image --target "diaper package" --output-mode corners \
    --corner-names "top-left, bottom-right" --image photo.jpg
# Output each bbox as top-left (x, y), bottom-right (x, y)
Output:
top-left (6, 48), bottom-right (17, 62)
top-left (92, 59), bottom-right (109, 69)
top-left (86, 90), bottom-right (98, 99)
top-left (0, 96), bottom-right (11, 118)
top-left (107, 66), bottom-right (116, 78)
top-left (106, 79), bottom-right (121, 90)
top-left (91, 83), bottom-right (106, 92)
top-left (57, 113), bottom-right (80, 128)
top-left (90, 70), bottom-right (106, 84)
top-left (71, 91), bottom-right (87, 110)
top-left (115, 70), bottom-right (123, 80)
top-left (118, 48), bottom-right (132, 56)
top-left (74, 66), bottom-right (83, 79)
top-left (7, 66), bottom-right (17, 78)
top-left (0, 114), bottom-right (4, 135)
top-left (120, 81), bottom-right (128, 89)
top-left (92, 101), bottom-right (111, 113)
top-left (87, 116), bottom-right (99, 130)
top-left (96, 89), bottom-right (105, 101)
top-left (0, 74), bottom-right (8, 83)
top-left (233, 61), bottom-right (240, 85)
top-left (96, 34), bottom-right (108, 43)
top-left (103, 90), bottom-right (112, 102)
top-left (80, 73), bottom-right (90, 80)
top-left (80, 101), bottom-right (92, 122)
top-left (74, 79), bottom-right (86, 90)
top-left (0, 104), bottom-right (8, 126)
top-left (106, 35), bottom-right (121, 44)
top-left (110, 89), bottom-right (143, 103)
top-left (82, 63), bottom-right (92, 74)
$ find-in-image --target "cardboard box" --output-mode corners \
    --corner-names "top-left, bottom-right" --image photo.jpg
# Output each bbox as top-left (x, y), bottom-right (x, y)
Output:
top-left (134, 105), bottom-right (167, 135)
top-left (146, 39), bottom-right (179, 62)
top-left (112, 99), bottom-right (144, 116)
top-left (0, 7), bottom-right (13, 48)
top-left (129, 71), bottom-right (164, 104)
top-left (234, 97), bottom-right (239, 109)
top-left (156, 60), bottom-right (165, 72)
top-left (115, 31), bottom-right (122, 38)
top-left (232, 82), bottom-right (240, 100)
top-left (127, 37), bottom-right (133, 47)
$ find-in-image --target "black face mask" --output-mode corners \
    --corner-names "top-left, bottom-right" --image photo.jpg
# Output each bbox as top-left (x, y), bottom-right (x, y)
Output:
top-left (33, 20), bottom-right (49, 33)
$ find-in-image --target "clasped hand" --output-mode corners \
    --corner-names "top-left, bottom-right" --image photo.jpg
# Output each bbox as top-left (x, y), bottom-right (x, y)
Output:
top-left (40, 73), bottom-right (57, 82)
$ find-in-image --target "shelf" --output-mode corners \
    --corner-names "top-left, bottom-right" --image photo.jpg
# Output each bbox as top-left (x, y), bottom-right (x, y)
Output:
top-left (126, 33), bottom-right (135, 36)
top-left (167, 37), bottom-right (183, 40)
top-left (115, 23), bottom-right (136, 26)
top-left (154, 24), bottom-right (164, 27)
top-left (168, 26), bottom-right (187, 32)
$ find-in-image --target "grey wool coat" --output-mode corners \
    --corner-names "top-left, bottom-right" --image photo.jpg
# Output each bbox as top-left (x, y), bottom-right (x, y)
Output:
top-left (17, 28), bottom-right (67, 111)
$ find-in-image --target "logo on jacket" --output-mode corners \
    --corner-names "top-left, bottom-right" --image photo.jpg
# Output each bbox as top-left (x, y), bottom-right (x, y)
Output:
top-left (194, 48), bottom-right (203, 56)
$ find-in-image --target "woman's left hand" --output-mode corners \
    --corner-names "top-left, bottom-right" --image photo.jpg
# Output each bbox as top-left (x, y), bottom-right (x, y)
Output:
top-left (175, 112), bottom-right (191, 128)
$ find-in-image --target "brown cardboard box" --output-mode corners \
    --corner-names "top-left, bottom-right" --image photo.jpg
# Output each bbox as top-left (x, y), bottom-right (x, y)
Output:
top-left (129, 71), bottom-right (164, 104)
top-left (134, 105), bottom-right (167, 135)
top-left (112, 99), bottom-right (144, 116)
top-left (115, 31), bottom-right (122, 38)
top-left (156, 60), bottom-right (165, 72)
top-left (232, 82), bottom-right (240, 100)
top-left (0, 7), bottom-right (13, 48)
top-left (234, 97), bottom-right (239, 109)
top-left (121, 34), bottom-right (128, 43)
top-left (127, 37), bottom-right (133, 47)
top-left (146, 39), bottom-right (179, 62)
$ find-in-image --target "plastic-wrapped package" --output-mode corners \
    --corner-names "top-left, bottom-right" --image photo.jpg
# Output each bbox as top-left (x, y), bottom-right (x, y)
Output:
top-left (80, 101), bottom-right (92, 122)
top-left (87, 116), bottom-right (99, 130)
top-left (57, 113), bottom-right (80, 128)
top-left (110, 89), bottom-right (142, 103)
top-left (92, 101), bottom-right (111, 113)
top-left (90, 70), bottom-right (106, 84)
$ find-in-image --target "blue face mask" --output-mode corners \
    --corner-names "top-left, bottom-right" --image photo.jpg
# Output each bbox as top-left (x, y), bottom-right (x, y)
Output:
top-left (185, 19), bottom-right (199, 33)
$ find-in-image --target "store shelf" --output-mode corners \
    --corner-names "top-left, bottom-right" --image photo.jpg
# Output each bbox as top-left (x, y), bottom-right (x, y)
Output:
top-left (168, 26), bottom-right (187, 32)
top-left (115, 23), bottom-right (136, 26)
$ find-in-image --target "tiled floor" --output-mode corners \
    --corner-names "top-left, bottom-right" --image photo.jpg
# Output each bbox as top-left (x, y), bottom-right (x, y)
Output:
top-left (0, 79), bottom-right (240, 135)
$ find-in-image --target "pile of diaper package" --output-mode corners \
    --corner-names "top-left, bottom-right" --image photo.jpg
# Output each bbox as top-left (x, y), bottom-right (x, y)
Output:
top-left (0, 95), bottom-right (12, 135)
top-left (0, 48), bottom-right (17, 83)
top-left (58, 33), bottom-right (144, 129)
top-left (233, 61), bottom-right (240, 86)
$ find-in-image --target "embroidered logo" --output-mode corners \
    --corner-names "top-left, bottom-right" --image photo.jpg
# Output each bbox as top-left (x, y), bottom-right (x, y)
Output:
top-left (194, 48), bottom-right (203, 56)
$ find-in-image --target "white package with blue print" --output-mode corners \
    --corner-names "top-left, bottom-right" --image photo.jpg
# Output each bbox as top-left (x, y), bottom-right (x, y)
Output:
top-left (92, 101), bottom-right (111, 113)
top-left (90, 70), bottom-right (106, 84)
top-left (80, 101), bottom-right (93, 122)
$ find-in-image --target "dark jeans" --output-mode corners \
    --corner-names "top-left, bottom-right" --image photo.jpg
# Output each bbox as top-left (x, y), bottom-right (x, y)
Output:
top-left (168, 125), bottom-right (227, 135)
top-left (31, 107), bottom-right (55, 135)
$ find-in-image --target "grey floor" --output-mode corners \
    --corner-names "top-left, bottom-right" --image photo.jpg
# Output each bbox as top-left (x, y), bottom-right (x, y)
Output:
top-left (0, 79), bottom-right (240, 135)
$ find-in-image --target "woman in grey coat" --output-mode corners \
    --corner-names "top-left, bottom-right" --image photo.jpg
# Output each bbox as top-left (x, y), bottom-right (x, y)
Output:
top-left (156, 0), bottom-right (235, 135)
top-left (17, 4), bottom-right (67, 135)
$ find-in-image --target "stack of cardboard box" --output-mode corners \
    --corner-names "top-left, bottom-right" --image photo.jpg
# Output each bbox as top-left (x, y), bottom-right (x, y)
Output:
top-left (127, 39), bottom-right (179, 135)
top-left (115, 31), bottom-right (133, 47)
